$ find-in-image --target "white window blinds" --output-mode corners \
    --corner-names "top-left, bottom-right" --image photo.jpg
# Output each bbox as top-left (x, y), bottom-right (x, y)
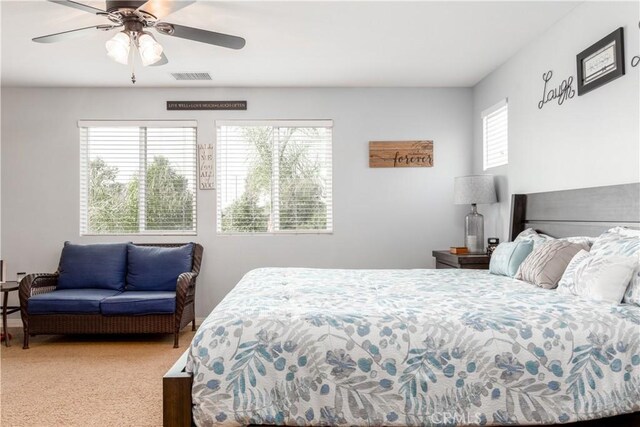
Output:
top-left (482, 99), bottom-right (508, 170)
top-left (79, 121), bottom-right (197, 235)
top-left (216, 120), bottom-right (333, 234)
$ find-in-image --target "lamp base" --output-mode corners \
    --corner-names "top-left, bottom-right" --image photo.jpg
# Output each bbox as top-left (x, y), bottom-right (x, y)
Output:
top-left (465, 204), bottom-right (485, 254)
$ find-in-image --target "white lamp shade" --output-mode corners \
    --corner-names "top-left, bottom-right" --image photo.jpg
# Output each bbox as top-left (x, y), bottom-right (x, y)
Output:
top-left (106, 32), bottom-right (131, 65)
top-left (454, 175), bottom-right (497, 205)
top-left (138, 33), bottom-right (163, 66)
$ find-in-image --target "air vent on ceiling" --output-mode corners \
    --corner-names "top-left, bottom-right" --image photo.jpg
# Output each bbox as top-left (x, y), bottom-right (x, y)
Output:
top-left (171, 72), bottom-right (212, 81)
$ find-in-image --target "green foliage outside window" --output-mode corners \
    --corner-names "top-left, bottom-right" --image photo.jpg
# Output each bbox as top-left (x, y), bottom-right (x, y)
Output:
top-left (88, 156), bottom-right (194, 233)
top-left (220, 127), bottom-right (328, 233)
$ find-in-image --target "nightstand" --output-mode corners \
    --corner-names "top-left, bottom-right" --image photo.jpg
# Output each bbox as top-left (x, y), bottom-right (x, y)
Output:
top-left (1, 281), bottom-right (19, 347)
top-left (432, 250), bottom-right (490, 270)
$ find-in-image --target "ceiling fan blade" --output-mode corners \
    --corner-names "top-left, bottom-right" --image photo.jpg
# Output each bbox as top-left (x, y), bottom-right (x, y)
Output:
top-left (149, 52), bottom-right (169, 66)
top-left (156, 23), bottom-right (245, 49)
top-left (33, 25), bottom-right (118, 43)
top-left (137, 0), bottom-right (195, 19)
top-left (48, 0), bottom-right (106, 15)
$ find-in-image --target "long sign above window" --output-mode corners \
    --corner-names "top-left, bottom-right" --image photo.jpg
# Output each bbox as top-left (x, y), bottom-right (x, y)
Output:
top-left (167, 101), bottom-right (247, 110)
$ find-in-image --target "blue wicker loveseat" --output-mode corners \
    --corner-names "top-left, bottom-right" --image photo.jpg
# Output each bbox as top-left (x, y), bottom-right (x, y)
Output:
top-left (19, 242), bottom-right (203, 349)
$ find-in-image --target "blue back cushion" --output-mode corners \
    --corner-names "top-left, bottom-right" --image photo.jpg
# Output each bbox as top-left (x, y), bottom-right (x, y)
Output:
top-left (57, 242), bottom-right (128, 290)
top-left (489, 240), bottom-right (534, 277)
top-left (126, 243), bottom-right (194, 291)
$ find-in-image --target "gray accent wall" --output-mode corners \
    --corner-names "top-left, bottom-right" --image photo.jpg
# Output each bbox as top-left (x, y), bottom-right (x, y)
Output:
top-left (1, 87), bottom-right (473, 317)
top-left (472, 1), bottom-right (640, 241)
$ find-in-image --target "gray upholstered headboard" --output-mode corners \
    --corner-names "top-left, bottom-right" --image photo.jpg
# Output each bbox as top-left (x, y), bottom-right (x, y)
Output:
top-left (509, 183), bottom-right (640, 241)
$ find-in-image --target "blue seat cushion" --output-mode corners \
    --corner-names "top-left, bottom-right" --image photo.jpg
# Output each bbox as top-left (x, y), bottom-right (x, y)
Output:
top-left (126, 243), bottom-right (194, 292)
top-left (100, 291), bottom-right (176, 315)
top-left (28, 289), bottom-right (121, 314)
top-left (57, 242), bottom-right (128, 291)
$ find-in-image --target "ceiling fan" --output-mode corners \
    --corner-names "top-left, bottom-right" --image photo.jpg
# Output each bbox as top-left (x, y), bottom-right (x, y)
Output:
top-left (33, 0), bottom-right (246, 83)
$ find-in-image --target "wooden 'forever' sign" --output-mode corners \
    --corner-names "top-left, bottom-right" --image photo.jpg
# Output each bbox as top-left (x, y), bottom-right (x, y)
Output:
top-left (369, 141), bottom-right (433, 168)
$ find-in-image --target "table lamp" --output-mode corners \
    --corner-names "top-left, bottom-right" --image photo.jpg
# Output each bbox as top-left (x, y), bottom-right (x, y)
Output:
top-left (454, 175), bottom-right (497, 254)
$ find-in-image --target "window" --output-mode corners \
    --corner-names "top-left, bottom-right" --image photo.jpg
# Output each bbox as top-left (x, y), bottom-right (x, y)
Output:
top-left (482, 99), bottom-right (508, 170)
top-left (79, 121), bottom-right (197, 235)
top-left (216, 120), bottom-right (332, 234)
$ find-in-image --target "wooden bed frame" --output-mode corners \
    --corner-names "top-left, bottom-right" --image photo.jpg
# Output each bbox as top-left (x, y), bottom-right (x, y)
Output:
top-left (163, 351), bottom-right (193, 426)
top-left (509, 182), bottom-right (639, 240)
top-left (164, 182), bottom-right (640, 427)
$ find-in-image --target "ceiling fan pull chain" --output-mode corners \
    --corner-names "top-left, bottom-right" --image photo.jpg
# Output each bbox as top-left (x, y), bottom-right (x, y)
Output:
top-left (130, 38), bottom-right (136, 84)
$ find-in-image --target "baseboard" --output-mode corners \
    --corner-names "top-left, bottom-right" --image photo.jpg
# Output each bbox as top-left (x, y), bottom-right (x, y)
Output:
top-left (3, 319), bottom-right (22, 328)
top-left (2, 317), bottom-right (208, 331)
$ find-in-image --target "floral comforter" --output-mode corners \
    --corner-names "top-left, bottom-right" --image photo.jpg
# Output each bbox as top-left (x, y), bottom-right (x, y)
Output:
top-left (187, 268), bottom-right (640, 426)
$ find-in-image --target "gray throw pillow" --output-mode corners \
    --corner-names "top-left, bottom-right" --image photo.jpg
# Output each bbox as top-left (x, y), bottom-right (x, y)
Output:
top-left (515, 240), bottom-right (583, 289)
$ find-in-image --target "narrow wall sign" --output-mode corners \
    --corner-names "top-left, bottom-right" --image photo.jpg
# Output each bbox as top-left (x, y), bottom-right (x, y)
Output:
top-left (369, 141), bottom-right (433, 168)
top-left (198, 143), bottom-right (215, 190)
top-left (167, 101), bottom-right (247, 110)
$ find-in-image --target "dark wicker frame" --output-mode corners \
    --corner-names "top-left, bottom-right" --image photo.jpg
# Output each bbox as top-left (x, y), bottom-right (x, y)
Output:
top-left (19, 243), bottom-right (204, 349)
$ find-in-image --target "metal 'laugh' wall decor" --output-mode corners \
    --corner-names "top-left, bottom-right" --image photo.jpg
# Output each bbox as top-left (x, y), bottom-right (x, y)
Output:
top-left (538, 70), bottom-right (575, 109)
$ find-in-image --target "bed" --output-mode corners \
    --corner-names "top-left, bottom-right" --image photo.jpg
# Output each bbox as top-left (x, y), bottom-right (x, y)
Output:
top-left (164, 183), bottom-right (640, 426)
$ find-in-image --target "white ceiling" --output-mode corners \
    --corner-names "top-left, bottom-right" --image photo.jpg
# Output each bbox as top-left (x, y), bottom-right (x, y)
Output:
top-left (1, 0), bottom-right (580, 87)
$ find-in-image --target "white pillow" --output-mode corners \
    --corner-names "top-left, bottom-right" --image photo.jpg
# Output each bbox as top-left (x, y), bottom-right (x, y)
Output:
top-left (514, 228), bottom-right (553, 249)
top-left (515, 228), bottom-right (592, 251)
top-left (562, 236), bottom-right (595, 250)
top-left (591, 227), bottom-right (640, 305)
top-left (624, 266), bottom-right (640, 305)
top-left (557, 250), bottom-right (591, 295)
top-left (607, 226), bottom-right (640, 238)
top-left (558, 252), bottom-right (637, 304)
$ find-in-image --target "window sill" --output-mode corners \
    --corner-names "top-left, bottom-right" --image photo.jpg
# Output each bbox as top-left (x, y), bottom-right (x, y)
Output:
top-left (80, 232), bottom-right (197, 237)
top-left (216, 231), bottom-right (333, 236)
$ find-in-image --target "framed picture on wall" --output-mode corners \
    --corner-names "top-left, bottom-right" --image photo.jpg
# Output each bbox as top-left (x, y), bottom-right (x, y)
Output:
top-left (576, 27), bottom-right (625, 96)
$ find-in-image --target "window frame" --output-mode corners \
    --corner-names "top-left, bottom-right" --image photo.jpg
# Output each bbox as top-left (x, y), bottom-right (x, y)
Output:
top-left (482, 99), bottom-right (509, 170)
top-left (215, 119), bottom-right (333, 236)
top-left (78, 120), bottom-right (198, 236)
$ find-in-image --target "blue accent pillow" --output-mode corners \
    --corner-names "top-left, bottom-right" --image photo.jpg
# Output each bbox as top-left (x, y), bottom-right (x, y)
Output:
top-left (126, 243), bottom-right (194, 292)
top-left (489, 241), bottom-right (534, 277)
top-left (57, 242), bottom-right (128, 290)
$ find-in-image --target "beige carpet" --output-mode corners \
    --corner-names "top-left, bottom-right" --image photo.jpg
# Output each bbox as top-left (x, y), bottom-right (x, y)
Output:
top-left (0, 327), bottom-right (195, 427)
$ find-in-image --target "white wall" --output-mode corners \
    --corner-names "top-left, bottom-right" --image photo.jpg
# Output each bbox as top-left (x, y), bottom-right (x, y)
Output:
top-left (473, 1), bottom-right (640, 241)
top-left (1, 87), bottom-right (473, 317)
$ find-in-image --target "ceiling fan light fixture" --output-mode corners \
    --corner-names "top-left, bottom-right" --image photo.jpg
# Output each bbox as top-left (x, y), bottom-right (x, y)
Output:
top-left (105, 31), bottom-right (131, 65)
top-left (34, 0), bottom-right (247, 82)
top-left (138, 32), bottom-right (163, 66)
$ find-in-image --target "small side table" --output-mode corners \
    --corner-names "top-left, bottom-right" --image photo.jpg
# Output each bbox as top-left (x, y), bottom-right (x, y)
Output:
top-left (432, 250), bottom-right (490, 270)
top-left (1, 281), bottom-right (20, 347)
